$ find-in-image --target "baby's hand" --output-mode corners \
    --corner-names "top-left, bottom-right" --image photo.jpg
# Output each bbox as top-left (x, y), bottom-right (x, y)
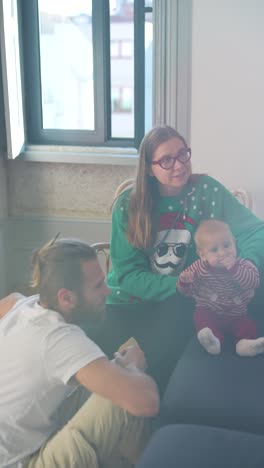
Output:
top-left (180, 270), bottom-right (195, 283)
top-left (220, 255), bottom-right (237, 270)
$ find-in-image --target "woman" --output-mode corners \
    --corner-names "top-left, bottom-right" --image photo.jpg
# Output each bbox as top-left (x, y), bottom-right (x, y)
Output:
top-left (96, 125), bottom-right (264, 391)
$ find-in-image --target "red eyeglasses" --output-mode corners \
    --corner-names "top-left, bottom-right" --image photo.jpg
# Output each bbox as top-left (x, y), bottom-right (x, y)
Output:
top-left (151, 147), bottom-right (191, 170)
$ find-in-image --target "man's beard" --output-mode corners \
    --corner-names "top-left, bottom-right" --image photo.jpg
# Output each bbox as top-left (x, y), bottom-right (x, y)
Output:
top-left (70, 295), bottom-right (106, 326)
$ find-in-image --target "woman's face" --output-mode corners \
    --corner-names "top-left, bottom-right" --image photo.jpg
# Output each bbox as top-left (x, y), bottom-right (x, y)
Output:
top-left (150, 137), bottom-right (192, 196)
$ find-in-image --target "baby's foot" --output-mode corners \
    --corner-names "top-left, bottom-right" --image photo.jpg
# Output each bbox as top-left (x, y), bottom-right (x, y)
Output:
top-left (197, 327), bottom-right (221, 355)
top-left (236, 337), bottom-right (264, 357)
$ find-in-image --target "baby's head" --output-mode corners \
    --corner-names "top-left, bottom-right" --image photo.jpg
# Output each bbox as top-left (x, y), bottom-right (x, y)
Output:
top-left (194, 220), bottom-right (236, 268)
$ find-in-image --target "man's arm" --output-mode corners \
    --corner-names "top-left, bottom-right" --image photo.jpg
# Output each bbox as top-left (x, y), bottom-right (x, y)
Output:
top-left (75, 355), bottom-right (160, 417)
top-left (0, 293), bottom-right (25, 319)
top-left (45, 328), bottom-right (159, 417)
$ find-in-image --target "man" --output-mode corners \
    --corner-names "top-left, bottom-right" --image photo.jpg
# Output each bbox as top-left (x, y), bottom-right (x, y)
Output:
top-left (0, 238), bottom-right (159, 468)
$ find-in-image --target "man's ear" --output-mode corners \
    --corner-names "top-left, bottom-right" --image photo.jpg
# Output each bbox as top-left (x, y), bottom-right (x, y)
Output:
top-left (57, 288), bottom-right (77, 312)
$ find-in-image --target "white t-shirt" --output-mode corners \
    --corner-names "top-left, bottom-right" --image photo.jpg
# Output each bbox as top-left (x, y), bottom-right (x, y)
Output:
top-left (0, 295), bottom-right (105, 468)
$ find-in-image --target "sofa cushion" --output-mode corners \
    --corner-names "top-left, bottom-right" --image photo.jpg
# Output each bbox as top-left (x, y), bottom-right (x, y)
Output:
top-left (136, 425), bottom-right (264, 468)
top-left (161, 333), bottom-right (264, 433)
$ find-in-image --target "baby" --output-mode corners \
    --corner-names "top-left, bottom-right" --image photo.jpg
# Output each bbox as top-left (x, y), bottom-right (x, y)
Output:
top-left (177, 219), bottom-right (264, 356)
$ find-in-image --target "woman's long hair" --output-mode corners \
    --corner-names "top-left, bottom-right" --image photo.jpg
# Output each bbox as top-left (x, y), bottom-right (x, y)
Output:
top-left (125, 126), bottom-right (189, 249)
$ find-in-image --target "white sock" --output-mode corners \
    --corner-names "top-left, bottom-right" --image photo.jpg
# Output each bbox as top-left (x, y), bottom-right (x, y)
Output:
top-left (197, 327), bottom-right (221, 355)
top-left (236, 337), bottom-right (264, 357)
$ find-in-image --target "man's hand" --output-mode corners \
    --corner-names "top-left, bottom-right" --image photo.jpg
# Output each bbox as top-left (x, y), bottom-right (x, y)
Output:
top-left (114, 346), bottom-right (147, 372)
top-left (220, 255), bottom-right (237, 270)
top-left (179, 270), bottom-right (195, 283)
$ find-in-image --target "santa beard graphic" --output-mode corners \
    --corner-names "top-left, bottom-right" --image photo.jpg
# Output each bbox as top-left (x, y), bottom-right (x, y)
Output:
top-left (150, 228), bottom-right (191, 276)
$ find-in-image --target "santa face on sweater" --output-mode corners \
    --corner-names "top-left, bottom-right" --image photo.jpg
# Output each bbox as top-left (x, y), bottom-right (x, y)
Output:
top-left (150, 228), bottom-right (191, 275)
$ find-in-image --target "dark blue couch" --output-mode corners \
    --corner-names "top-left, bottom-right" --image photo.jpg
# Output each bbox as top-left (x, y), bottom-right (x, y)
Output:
top-left (137, 288), bottom-right (264, 467)
top-left (137, 425), bottom-right (264, 468)
top-left (161, 336), bottom-right (264, 433)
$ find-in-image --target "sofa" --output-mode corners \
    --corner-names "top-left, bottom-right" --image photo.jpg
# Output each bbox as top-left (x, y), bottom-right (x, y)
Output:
top-left (136, 425), bottom-right (264, 467)
top-left (136, 282), bottom-right (264, 467)
top-left (136, 267), bottom-right (264, 467)
top-left (136, 189), bottom-right (264, 467)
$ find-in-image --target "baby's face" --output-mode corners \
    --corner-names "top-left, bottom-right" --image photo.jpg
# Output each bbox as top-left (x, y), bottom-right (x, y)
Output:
top-left (198, 230), bottom-right (237, 268)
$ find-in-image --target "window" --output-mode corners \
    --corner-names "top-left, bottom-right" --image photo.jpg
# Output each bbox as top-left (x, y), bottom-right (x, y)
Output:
top-left (20, 0), bottom-right (153, 148)
top-left (0, 0), bottom-right (25, 158)
top-left (0, 0), bottom-right (192, 161)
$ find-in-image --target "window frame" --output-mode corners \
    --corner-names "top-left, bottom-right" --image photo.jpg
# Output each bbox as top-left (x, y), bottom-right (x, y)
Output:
top-left (0, 0), bottom-right (25, 159)
top-left (20, 0), bottom-right (148, 149)
top-left (0, 0), bottom-right (192, 162)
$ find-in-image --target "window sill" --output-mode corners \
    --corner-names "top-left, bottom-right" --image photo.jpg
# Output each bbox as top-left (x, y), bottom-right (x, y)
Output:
top-left (18, 145), bottom-right (138, 166)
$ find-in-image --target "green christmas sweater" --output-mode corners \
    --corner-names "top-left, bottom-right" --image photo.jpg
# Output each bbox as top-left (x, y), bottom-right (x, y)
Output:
top-left (107, 175), bottom-right (264, 304)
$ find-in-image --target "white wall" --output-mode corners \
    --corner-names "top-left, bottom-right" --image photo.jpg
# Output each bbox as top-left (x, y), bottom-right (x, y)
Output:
top-left (0, 158), bottom-right (7, 218)
top-left (0, 158), bottom-right (7, 296)
top-left (191, 0), bottom-right (264, 218)
top-left (5, 217), bottom-right (111, 293)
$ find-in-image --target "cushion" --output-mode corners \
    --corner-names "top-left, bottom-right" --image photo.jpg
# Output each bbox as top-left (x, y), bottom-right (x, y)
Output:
top-left (136, 425), bottom-right (264, 468)
top-left (161, 333), bottom-right (264, 433)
